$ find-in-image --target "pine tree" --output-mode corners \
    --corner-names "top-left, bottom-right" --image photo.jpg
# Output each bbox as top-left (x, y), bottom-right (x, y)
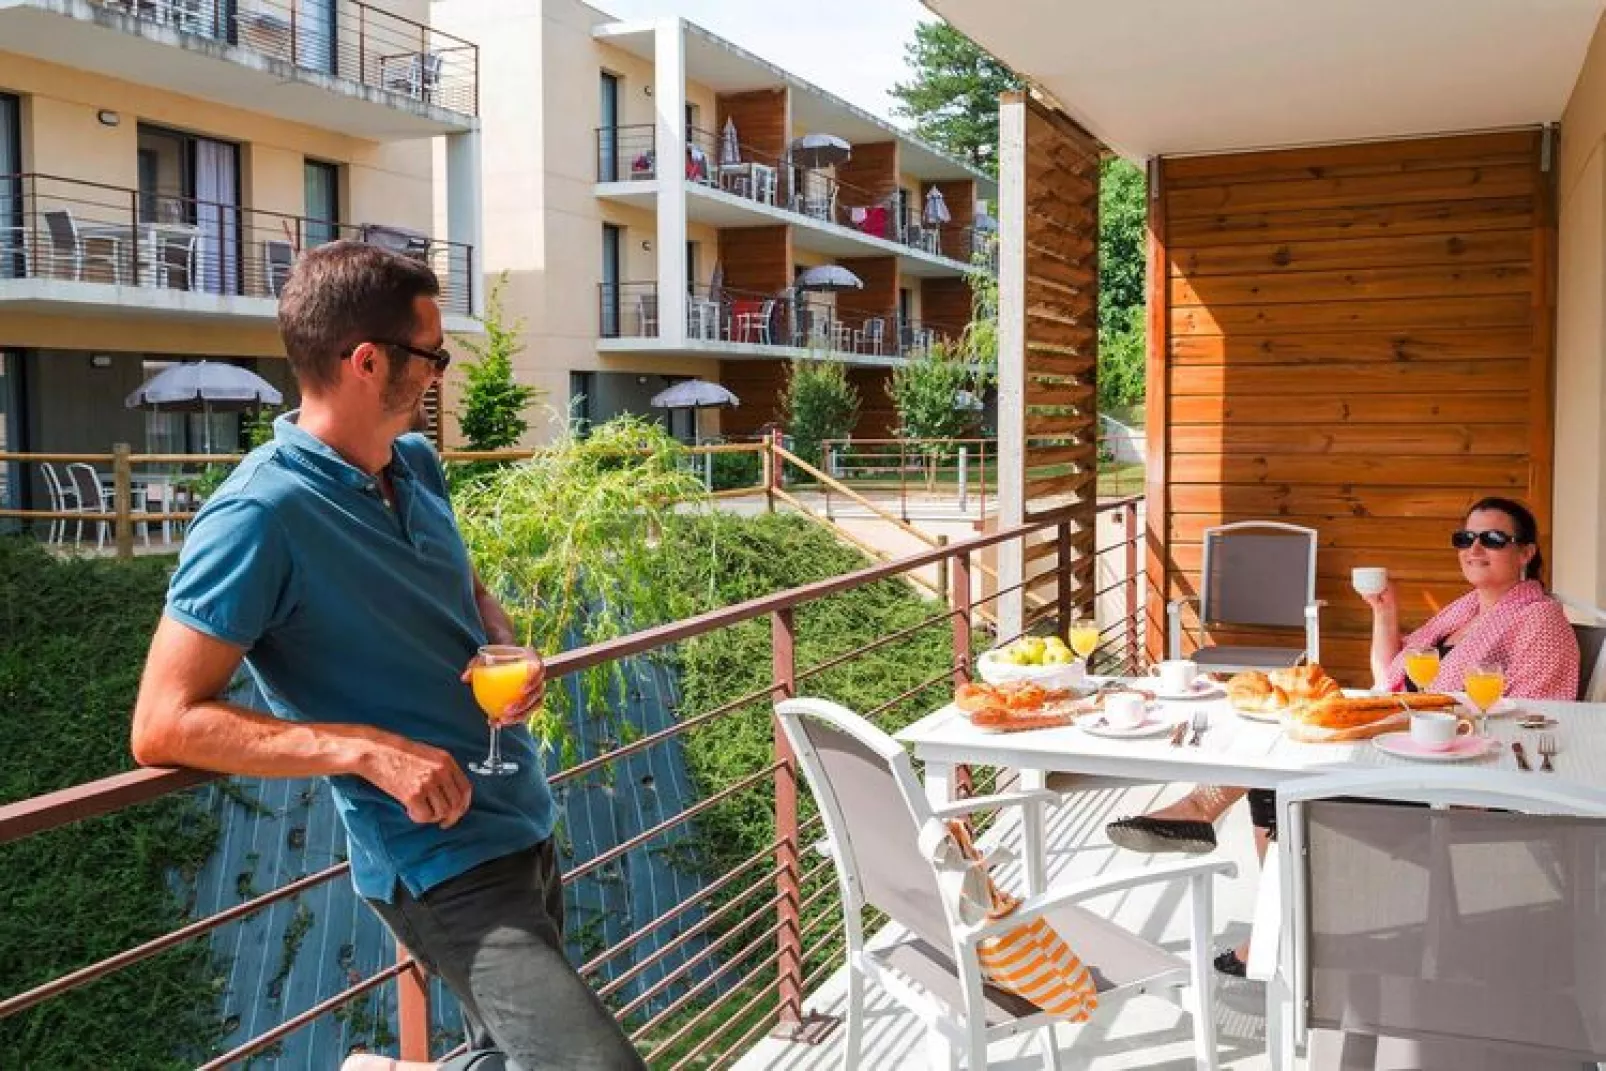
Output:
top-left (890, 23), bottom-right (1022, 176)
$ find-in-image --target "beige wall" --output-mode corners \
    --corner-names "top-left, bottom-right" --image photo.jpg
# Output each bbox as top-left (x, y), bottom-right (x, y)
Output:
top-left (1557, 10), bottom-right (1606, 610)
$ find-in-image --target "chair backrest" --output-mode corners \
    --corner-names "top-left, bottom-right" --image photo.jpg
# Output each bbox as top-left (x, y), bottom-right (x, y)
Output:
top-left (776, 698), bottom-right (957, 951)
top-left (40, 462), bottom-right (68, 509)
top-left (865, 317), bottom-right (884, 341)
top-left (264, 240), bottom-right (294, 296)
top-left (66, 464), bottom-right (102, 513)
top-left (1573, 622), bottom-right (1606, 702)
top-left (161, 233), bottom-right (195, 284)
top-left (43, 209), bottom-right (77, 252)
top-left (1284, 771), bottom-right (1606, 1062)
top-left (1200, 521), bottom-right (1316, 629)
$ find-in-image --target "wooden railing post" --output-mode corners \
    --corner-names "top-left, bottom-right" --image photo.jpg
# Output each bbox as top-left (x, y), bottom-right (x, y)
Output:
top-left (396, 941), bottom-right (431, 1061)
top-left (1057, 520), bottom-right (1074, 633)
top-left (1124, 501), bottom-right (1140, 674)
top-left (112, 443), bottom-right (133, 560)
top-left (770, 607), bottom-right (803, 1033)
top-left (765, 428), bottom-right (781, 513)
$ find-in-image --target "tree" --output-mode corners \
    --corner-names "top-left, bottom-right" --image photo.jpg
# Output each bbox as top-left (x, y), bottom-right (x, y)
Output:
top-left (1097, 158), bottom-right (1148, 414)
top-left (887, 341), bottom-right (985, 469)
top-left (890, 23), bottom-right (1021, 176)
top-left (781, 358), bottom-right (859, 469)
top-left (454, 276), bottom-right (542, 451)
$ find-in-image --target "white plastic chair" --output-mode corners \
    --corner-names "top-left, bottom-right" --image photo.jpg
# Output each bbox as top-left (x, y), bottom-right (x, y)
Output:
top-left (65, 463), bottom-right (109, 551)
top-left (734, 299), bottom-right (774, 345)
top-left (1273, 769), bottom-right (1606, 1070)
top-left (853, 317), bottom-right (886, 355)
top-left (39, 462), bottom-right (75, 546)
top-left (263, 239), bottom-right (294, 297)
top-left (777, 697), bottom-right (1233, 1070)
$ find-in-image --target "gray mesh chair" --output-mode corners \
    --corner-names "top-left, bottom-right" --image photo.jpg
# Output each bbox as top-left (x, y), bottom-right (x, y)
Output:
top-left (1168, 521), bottom-right (1322, 672)
top-left (777, 697), bottom-right (1234, 1069)
top-left (1274, 769), bottom-right (1606, 1071)
top-left (1560, 599), bottom-right (1606, 702)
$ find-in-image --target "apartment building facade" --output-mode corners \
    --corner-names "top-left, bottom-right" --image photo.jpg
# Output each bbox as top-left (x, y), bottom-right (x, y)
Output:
top-left (0, 0), bottom-right (482, 505)
top-left (433, 0), bottom-right (994, 445)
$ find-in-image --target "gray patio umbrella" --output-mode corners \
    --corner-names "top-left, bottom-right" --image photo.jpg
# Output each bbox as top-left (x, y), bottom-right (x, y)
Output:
top-left (923, 186), bottom-right (953, 225)
top-left (974, 210), bottom-right (998, 233)
top-left (650, 379), bottom-right (739, 445)
top-left (789, 133), bottom-right (852, 169)
top-left (720, 117), bottom-right (741, 166)
top-left (125, 361), bottom-right (282, 452)
top-left (794, 264), bottom-right (863, 292)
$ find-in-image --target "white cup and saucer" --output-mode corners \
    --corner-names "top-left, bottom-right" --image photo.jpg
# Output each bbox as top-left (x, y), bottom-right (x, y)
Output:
top-left (1373, 710), bottom-right (1491, 761)
top-left (1145, 659), bottom-right (1221, 700)
top-left (1080, 689), bottom-right (1172, 738)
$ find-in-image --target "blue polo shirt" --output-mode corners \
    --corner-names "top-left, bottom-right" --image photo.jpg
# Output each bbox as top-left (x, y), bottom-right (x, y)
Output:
top-left (164, 412), bottom-right (555, 902)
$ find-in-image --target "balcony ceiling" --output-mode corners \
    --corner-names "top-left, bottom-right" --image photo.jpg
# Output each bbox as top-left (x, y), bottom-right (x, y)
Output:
top-left (596, 20), bottom-right (993, 190)
top-left (0, 1), bottom-right (474, 140)
top-left (923, 0), bottom-right (1605, 160)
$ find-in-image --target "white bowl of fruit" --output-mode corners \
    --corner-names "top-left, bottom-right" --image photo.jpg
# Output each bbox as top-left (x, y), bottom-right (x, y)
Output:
top-left (977, 635), bottom-right (1090, 692)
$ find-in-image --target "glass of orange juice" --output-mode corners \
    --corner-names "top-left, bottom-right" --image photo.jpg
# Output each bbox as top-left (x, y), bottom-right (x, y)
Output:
top-left (1403, 646), bottom-right (1441, 692)
top-left (1068, 620), bottom-right (1099, 661)
top-left (468, 645), bottom-right (537, 776)
top-left (1463, 663), bottom-right (1506, 736)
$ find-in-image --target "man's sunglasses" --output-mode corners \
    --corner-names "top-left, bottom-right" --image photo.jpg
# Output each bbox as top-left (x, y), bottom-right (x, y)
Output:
top-left (346, 340), bottom-right (452, 373)
top-left (1451, 529), bottom-right (1524, 550)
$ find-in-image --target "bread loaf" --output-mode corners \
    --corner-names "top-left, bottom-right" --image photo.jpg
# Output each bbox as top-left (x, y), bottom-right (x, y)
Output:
top-left (1295, 692), bottom-right (1456, 730)
top-left (1285, 711), bottom-right (1410, 743)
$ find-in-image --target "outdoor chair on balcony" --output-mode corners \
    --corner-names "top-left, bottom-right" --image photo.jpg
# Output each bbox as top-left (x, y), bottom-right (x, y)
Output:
top-left (154, 232), bottom-right (198, 291)
top-left (777, 697), bottom-right (1232, 1070)
top-left (263, 240), bottom-right (294, 298)
top-left (853, 317), bottom-right (886, 355)
top-left (44, 209), bottom-right (122, 284)
top-left (1168, 521), bottom-right (1322, 673)
top-left (1272, 769), bottom-right (1606, 1071)
top-left (0, 222), bottom-right (31, 279)
top-left (635, 293), bottom-right (658, 338)
top-left (381, 52), bottom-right (443, 105)
top-left (732, 299), bottom-right (773, 344)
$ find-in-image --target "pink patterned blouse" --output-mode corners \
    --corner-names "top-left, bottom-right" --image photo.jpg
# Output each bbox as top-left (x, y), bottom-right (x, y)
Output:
top-left (1385, 580), bottom-right (1579, 700)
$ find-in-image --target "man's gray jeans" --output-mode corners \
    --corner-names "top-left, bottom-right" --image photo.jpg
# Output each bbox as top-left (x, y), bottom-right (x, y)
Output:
top-left (366, 840), bottom-right (647, 1071)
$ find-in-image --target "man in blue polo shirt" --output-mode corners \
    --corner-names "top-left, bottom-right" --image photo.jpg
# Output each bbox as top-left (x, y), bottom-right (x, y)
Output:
top-left (131, 241), bottom-right (645, 1071)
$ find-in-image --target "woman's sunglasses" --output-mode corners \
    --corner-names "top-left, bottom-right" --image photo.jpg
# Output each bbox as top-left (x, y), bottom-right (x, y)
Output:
top-left (1451, 529), bottom-right (1524, 550)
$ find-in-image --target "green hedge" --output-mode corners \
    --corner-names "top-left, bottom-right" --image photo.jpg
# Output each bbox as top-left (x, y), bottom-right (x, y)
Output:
top-left (0, 538), bottom-right (221, 1068)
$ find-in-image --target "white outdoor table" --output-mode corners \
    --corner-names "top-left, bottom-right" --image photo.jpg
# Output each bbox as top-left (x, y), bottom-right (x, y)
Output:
top-left (897, 682), bottom-right (1606, 1068)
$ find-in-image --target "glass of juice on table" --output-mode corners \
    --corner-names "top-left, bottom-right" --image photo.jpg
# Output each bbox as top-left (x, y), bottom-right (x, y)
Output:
top-left (468, 645), bottom-right (537, 776)
top-left (1463, 663), bottom-right (1506, 736)
top-left (1069, 620), bottom-right (1099, 661)
top-left (1403, 646), bottom-right (1441, 692)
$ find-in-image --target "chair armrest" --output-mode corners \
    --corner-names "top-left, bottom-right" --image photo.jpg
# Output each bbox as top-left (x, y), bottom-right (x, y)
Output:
top-left (965, 857), bottom-right (1238, 944)
top-left (929, 788), bottom-right (1058, 820)
top-left (1167, 596), bottom-right (1199, 661)
top-left (1304, 600), bottom-right (1326, 620)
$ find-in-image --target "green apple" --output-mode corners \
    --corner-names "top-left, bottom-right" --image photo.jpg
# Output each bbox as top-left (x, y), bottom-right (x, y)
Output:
top-left (1042, 646), bottom-right (1076, 665)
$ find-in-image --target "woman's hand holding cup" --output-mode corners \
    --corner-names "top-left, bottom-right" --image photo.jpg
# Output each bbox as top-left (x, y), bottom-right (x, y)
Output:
top-left (1352, 567), bottom-right (1395, 615)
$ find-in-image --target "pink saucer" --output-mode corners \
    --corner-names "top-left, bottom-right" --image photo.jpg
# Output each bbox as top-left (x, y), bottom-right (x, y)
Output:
top-left (1372, 732), bottom-right (1494, 763)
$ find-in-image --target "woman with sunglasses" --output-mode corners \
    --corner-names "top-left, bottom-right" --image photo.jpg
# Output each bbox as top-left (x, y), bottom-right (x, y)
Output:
top-left (1364, 496), bottom-right (1578, 699)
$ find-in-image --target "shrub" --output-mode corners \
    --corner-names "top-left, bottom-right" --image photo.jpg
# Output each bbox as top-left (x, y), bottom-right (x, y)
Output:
top-left (887, 340), bottom-right (985, 460)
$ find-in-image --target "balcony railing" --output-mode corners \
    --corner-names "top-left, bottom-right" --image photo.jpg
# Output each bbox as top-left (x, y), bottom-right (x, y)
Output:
top-left (0, 479), bottom-right (1145, 1066)
top-left (87, 0), bottom-right (478, 116)
top-left (0, 173), bottom-right (473, 315)
top-left (602, 280), bottom-right (968, 358)
top-left (596, 125), bottom-right (993, 272)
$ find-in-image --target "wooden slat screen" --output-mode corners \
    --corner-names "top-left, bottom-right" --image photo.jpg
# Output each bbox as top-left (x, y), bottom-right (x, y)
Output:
top-left (1150, 129), bottom-right (1556, 684)
top-left (1017, 99), bottom-right (1102, 619)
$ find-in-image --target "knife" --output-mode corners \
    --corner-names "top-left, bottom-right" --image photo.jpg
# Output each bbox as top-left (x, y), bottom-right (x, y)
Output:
top-left (1511, 741), bottom-right (1532, 772)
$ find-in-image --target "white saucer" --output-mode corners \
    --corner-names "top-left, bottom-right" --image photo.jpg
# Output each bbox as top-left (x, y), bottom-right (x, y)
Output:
top-left (1373, 731), bottom-right (1496, 763)
top-left (1143, 679), bottom-right (1226, 702)
top-left (1078, 709), bottom-right (1177, 738)
top-left (1231, 704), bottom-right (1285, 724)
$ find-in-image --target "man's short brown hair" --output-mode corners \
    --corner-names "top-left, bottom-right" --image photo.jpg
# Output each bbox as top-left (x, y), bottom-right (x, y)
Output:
top-left (277, 240), bottom-right (441, 391)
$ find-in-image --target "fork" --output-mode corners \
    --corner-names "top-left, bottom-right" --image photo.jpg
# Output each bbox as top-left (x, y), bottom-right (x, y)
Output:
top-left (1538, 733), bottom-right (1558, 773)
top-left (1188, 709), bottom-right (1209, 747)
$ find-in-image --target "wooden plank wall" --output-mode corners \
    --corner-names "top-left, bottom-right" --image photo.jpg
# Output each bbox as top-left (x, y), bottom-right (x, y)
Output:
top-left (848, 368), bottom-right (897, 438)
top-left (719, 360), bottom-right (787, 437)
top-left (1017, 99), bottom-right (1102, 630)
top-left (716, 89), bottom-right (789, 161)
top-left (1151, 130), bottom-right (1556, 685)
top-left (837, 143), bottom-right (900, 209)
top-left (717, 226), bottom-right (791, 296)
top-left (931, 179), bottom-right (977, 261)
top-left (920, 277), bottom-right (974, 336)
top-left (837, 256), bottom-right (898, 323)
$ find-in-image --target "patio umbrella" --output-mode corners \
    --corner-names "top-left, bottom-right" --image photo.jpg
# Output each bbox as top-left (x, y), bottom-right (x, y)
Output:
top-left (720, 117), bottom-right (741, 166)
top-left (789, 133), bottom-right (852, 169)
top-left (794, 264), bottom-right (863, 292)
top-left (974, 210), bottom-right (998, 233)
top-left (923, 186), bottom-right (953, 225)
top-left (125, 361), bottom-right (282, 452)
top-left (650, 379), bottom-right (739, 446)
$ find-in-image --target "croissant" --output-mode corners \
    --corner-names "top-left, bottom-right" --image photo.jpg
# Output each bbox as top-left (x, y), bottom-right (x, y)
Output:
top-left (1227, 671), bottom-right (1289, 713)
top-left (1270, 664), bottom-right (1342, 703)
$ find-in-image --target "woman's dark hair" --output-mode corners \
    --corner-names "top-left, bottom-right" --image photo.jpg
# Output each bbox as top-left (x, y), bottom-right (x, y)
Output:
top-left (1465, 496), bottom-right (1543, 581)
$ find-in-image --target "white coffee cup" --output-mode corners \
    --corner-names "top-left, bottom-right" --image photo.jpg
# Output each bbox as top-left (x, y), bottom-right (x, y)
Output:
top-left (1409, 710), bottom-right (1473, 751)
top-left (1352, 567), bottom-right (1389, 597)
top-left (1154, 659), bottom-right (1198, 695)
top-left (1104, 691), bottom-right (1148, 729)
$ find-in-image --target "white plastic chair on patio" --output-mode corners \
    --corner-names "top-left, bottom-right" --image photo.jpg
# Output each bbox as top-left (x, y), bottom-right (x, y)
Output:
top-left (1168, 521), bottom-right (1322, 672)
top-left (777, 697), bottom-right (1233, 1070)
top-left (44, 209), bottom-right (122, 283)
top-left (1273, 769), bottom-right (1606, 1071)
top-left (39, 462), bottom-right (76, 547)
top-left (65, 463), bottom-right (110, 551)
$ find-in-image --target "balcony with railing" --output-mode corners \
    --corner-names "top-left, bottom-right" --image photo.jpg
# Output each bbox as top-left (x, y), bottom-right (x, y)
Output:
top-left (0, 173), bottom-right (474, 322)
top-left (594, 125), bottom-right (990, 277)
top-left (0, 0), bottom-right (478, 137)
top-left (598, 281), bottom-right (969, 361)
top-left (0, 483), bottom-right (1151, 1068)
